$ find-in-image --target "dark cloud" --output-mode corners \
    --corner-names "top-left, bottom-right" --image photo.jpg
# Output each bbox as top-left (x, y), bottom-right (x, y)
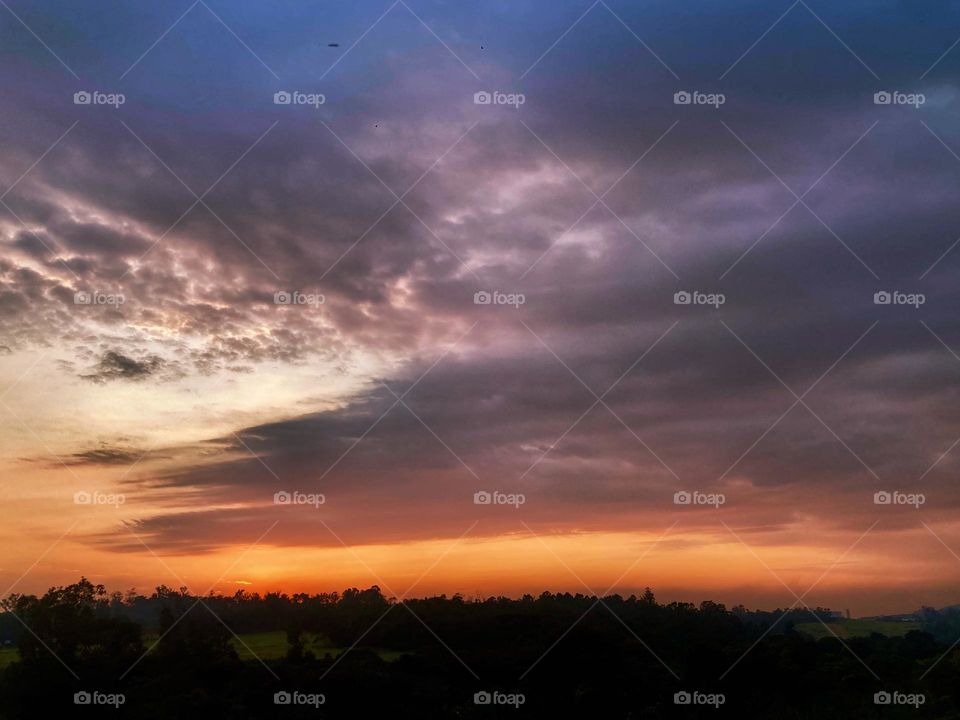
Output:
top-left (62, 444), bottom-right (169, 466)
top-left (3, 1), bottom-right (960, 555)
top-left (80, 350), bottom-right (168, 383)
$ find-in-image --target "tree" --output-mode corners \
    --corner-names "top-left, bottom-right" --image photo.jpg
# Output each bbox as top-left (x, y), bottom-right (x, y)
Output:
top-left (1, 577), bottom-right (142, 667)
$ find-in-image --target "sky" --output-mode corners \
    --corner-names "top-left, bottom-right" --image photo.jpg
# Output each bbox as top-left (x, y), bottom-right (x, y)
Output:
top-left (1, 0), bottom-right (960, 616)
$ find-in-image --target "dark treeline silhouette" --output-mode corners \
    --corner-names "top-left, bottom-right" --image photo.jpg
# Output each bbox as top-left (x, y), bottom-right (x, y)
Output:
top-left (0, 578), bottom-right (956, 718)
top-left (917, 606), bottom-right (960, 645)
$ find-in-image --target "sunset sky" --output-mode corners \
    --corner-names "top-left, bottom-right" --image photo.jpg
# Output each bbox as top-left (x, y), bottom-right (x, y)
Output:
top-left (2, 0), bottom-right (960, 616)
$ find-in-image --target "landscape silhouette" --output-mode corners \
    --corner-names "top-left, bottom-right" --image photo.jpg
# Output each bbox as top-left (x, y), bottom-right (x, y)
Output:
top-left (1, 578), bottom-right (957, 717)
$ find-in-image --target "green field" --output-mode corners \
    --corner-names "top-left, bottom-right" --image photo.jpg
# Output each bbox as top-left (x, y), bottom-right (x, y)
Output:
top-left (795, 618), bottom-right (920, 640)
top-left (229, 631), bottom-right (405, 662)
top-left (0, 621), bottom-right (923, 665)
top-left (0, 631), bottom-right (405, 666)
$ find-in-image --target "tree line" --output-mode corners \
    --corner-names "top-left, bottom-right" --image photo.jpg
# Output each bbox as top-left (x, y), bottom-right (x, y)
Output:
top-left (0, 578), bottom-right (956, 718)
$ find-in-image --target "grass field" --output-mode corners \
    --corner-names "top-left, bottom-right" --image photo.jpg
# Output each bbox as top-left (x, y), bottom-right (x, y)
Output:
top-left (0, 632), bottom-right (404, 666)
top-left (230, 631), bottom-right (405, 662)
top-left (0, 620), bottom-right (923, 665)
top-left (795, 618), bottom-right (920, 640)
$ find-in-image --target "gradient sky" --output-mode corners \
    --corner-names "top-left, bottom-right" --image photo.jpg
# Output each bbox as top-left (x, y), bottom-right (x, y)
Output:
top-left (2, 0), bottom-right (960, 615)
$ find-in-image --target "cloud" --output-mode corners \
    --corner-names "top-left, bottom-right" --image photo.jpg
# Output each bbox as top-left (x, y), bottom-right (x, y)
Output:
top-left (61, 443), bottom-right (168, 466)
top-left (80, 350), bottom-right (168, 383)
top-left (4, 0), bottom-right (960, 566)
